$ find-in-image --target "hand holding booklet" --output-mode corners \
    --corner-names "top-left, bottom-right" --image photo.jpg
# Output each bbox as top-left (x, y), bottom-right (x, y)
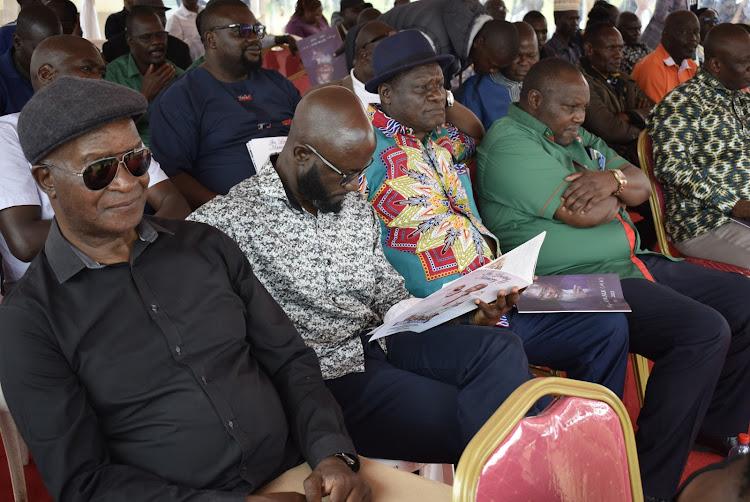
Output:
top-left (369, 232), bottom-right (546, 341)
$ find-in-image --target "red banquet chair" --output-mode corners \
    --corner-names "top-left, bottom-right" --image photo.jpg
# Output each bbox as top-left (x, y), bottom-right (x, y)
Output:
top-left (453, 377), bottom-right (643, 502)
top-left (261, 45), bottom-right (311, 95)
top-left (637, 130), bottom-right (750, 275)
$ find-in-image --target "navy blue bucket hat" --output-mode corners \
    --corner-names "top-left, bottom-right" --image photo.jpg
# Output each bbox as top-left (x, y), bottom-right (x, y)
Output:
top-left (364, 29), bottom-right (455, 93)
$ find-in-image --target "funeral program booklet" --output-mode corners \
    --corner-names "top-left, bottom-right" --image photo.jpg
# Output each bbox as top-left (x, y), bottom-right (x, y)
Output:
top-left (516, 274), bottom-right (631, 314)
top-left (369, 232), bottom-right (546, 341)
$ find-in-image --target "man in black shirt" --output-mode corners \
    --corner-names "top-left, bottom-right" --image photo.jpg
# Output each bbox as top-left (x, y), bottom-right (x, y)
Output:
top-left (0, 77), bottom-right (374, 501)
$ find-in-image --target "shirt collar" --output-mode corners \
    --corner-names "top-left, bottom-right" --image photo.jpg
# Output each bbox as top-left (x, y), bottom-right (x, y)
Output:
top-left (367, 105), bottom-right (419, 138)
top-left (350, 68), bottom-right (380, 107)
top-left (490, 71), bottom-right (523, 91)
top-left (0, 47), bottom-right (21, 80)
top-left (125, 52), bottom-right (144, 78)
top-left (658, 44), bottom-right (694, 72)
top-left (45, 217), bottom-right (168, 283)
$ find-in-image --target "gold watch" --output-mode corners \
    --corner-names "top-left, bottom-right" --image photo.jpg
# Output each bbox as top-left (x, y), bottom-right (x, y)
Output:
top-left (611, 169), bottom-right (627, 196)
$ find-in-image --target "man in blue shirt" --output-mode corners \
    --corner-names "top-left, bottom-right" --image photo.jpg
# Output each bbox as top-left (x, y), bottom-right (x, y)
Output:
top-left (0, 4), bottom-right (60, 115)
top-left (459, 21), bottom-right (538, 131)
top-left (150, 0), bottom-right (300, 210)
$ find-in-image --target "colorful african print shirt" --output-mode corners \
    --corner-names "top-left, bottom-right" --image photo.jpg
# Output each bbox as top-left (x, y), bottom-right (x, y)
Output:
top-left (648, 68), bottom-right (750, 243)
top-left (365, 105), bottom-right (498, 298)
top-left (621, 43), bottom-right (651, 76)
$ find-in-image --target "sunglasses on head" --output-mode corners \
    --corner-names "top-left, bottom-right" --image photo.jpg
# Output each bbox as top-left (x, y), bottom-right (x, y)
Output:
top-left (211, 23), bottom-right (266, 39)
top-left (38, 147), bottom-right (152, 191)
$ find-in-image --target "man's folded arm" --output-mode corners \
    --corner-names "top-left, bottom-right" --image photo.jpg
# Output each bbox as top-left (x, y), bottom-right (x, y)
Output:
top-left (222, 234), bottom-right (356, 468)
top-left (0, 305), bottom-right (249, 502)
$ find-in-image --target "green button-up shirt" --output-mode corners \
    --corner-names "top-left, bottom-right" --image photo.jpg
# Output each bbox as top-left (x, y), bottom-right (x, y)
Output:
top-left (105, 54), bottom-right (185, 147)
top-left (477, 103), bottom-right (663, 280)
top-left (647, 68), bottom-right (750, 243)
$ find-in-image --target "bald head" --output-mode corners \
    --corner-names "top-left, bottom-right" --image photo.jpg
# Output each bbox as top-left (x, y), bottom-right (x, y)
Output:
top-left (662, 10), bottom-right (700, 63)
top-left (520, 58), bottom-right (589, 146)
top-left (357, 7), bottom-right (381, 24)
top-left (281, 86), bottom-right (376, 214)
top-left (502, 22), bottom-right (539, 82)
top-left (616, 11), bottom-right (641, 45)
top-left (30, 35), bottom-right (104, 91)
top-left (703, 23), bottom-right (750, 90)
top-left (471, 20), bottom-right (520, 75)
top-left (485, 0), bottom-right (507, 21)
top-left (290, 86), bottom-right (374, 151)
top-left (515, 20), bottom-right (537, 43)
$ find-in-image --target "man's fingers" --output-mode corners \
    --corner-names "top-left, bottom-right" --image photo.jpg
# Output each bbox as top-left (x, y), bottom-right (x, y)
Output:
top-left (303, 473), bottom-right (324, 502)
top-left (564, 171), bottom-right (585, 182)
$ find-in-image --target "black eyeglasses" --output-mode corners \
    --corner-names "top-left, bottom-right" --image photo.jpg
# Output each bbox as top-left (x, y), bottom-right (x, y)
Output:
top-left (133, 30), bottom-right (168, 43)
top-left (38, 147), bottom-right (151, 190)
top-left (304, 144), bottom-right (374, 187)
top-left (211, 23), bottom-right (266, 39)
top-left (701, 16), bottom-right (720, 23)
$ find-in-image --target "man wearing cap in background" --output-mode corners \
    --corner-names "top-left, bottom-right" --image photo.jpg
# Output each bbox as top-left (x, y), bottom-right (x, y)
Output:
top-left (459, 21), bottom-right (539, 131)
top-left (103, 0), bottom-right (192, 70)
top-left (150, 0), bottom-right (301, 210)
top-left (106, 5), bottom-right (185, 146)
top-left (0, 34), bottom-right (189, 294)
top-left (0, 4), bottom-right (60, 115)
top-left (309, 20), bottom-right (394, 108)
top-left (542, 0), bottom-right (582, 64)
top-left (361, 30), bottom-right (631, 399)
top-left (0, 76), bottom-right (389, 502)
top-left (165, 0), bottom-right (204, 61)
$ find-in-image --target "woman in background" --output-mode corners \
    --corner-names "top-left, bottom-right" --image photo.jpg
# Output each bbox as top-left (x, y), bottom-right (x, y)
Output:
top-left (286, 0), bottom-right (329, 38)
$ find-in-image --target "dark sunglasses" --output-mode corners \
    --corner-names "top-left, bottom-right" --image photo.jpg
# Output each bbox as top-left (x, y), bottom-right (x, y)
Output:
top-left (38, 147), bottom-right (151, 191)
top-left (211, 23), bottom-right (266, 39)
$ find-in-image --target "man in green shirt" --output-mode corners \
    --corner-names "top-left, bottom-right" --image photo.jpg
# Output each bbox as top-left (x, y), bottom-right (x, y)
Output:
top-left (105, 6), bottom-right (184, 146)
top-left (476, 57), bottom-right (750, 502)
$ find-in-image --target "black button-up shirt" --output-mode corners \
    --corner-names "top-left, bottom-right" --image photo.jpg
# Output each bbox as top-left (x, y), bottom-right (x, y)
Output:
top-left (0, 216), bottom-right (355, 501)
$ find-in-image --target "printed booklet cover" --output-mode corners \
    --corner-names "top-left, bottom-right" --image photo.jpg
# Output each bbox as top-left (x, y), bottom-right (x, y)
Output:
top-left (516, 274), bottom-right (631, 313)
top-left (297, 27), bottom-right (348, 86)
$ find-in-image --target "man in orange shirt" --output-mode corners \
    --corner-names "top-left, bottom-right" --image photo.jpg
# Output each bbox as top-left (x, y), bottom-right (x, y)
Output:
top-left (632, 10), bottom-right (699, 103)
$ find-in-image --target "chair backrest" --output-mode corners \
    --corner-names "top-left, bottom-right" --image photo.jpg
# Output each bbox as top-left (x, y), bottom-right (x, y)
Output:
top-left (261, 46), bottom-right (311, 95)
top-left (453, 377), bottom-right (643, 502)
top-left (636, 130), bottom-right (675, 257)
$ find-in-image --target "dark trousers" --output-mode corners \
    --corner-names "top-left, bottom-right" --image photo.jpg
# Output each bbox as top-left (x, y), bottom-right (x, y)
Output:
top-left (326, 310), bottom-right (630, 464)
top-left (622, 255), bottom-right (750, 499)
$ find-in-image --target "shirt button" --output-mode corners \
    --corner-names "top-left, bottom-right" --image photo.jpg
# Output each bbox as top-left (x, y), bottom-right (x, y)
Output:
top-left (175, 346), bottom-right (181, 355)
top-left (151, 304), bottom-right (158, 313)
top-left (228, 420), bottom-right (234, 429)
top-left (201, 376), bottom-right (208, 384)
top-left (241, 466), bottom-right (248, 476)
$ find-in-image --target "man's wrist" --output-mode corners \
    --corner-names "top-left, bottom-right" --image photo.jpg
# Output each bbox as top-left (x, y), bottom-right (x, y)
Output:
top-left (330, 452), bottom-right (360, 472)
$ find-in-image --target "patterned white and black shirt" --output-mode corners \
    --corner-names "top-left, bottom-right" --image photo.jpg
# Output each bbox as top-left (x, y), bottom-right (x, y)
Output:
top-left (188, 157), bottom-right (413, 379)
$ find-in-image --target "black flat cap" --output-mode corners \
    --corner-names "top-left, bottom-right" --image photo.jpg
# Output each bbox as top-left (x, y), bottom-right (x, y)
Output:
top-left (18, 77), bottom-right (148, 165)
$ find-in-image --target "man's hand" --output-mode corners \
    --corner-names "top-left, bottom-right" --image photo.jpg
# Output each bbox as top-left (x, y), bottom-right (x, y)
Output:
top-left (246, 493), bottom-right (306, 502)
top-left (731, 200), bottom-right (750, 219)
top-left (636, 94), bottom-right (653, 110)
top-left (140, 63), bottom-right (176, 101)
top-left (303, 456), bottom-right (371, 502)
top-left (560, 170), bottom-right (620, 215)
top-left (276, 35), bottom-right (299, 56)
top-left (471, 287), bottom-right (521, 326)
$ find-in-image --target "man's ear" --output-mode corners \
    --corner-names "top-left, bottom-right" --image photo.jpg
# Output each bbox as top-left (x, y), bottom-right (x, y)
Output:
top-left (705, 56), bottom-right (721, 75)
top-left (583, 41), bottom-right (593, 58)
top-left (203, 30), bottom-right (217, 50)
top-left (292, 144), bottom-right (312, 164)
top-left (527, 89), bottom-right (543, 111)
top-left (12, 32), bottom-right (20, 50)
top-left (37, 63), bottom-right (56, 87)
top-left (379, 82), bottom-right (391, 105)
top-left (32, 165), bottom-right (56, 199)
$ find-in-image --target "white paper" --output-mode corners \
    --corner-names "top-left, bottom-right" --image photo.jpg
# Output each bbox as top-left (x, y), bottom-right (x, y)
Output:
top-left (246, 137), bottom-right (288, 174)
top-left (369, 232), bottom-right (546, 340)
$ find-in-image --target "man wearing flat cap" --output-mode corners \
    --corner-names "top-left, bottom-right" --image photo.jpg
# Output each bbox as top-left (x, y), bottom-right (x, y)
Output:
top-left (362, 29), bottom-right (630, 400)
top-left (0, 77), bottom-right (386, 501)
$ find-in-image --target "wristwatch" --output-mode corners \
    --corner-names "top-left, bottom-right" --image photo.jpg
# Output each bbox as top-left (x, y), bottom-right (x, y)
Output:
top-left (611, 169), bottom-right (627, 196)
top-left (333, 452), bottom-right (361, 472)
top-left (446, 90), bottom-right (455, 108)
